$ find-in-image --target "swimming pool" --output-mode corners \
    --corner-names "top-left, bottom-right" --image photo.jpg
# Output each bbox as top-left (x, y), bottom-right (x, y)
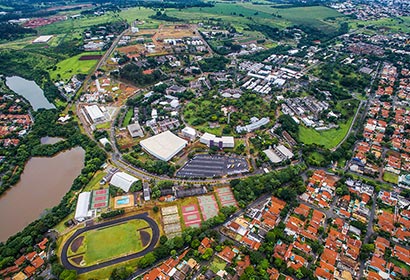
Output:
top-left (116, 196), bottom-right (130, 205)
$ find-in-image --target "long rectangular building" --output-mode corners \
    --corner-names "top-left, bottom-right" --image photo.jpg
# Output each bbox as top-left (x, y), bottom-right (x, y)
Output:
top-left (200, 133), bottom-right (234, 149)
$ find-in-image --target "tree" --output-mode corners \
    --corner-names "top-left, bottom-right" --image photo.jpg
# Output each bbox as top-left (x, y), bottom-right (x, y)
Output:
top-left (138, 252), bottom-right (156, 268)
top-left (191, 239), bottom-right (200, 249)
top-left (110, 267), bottom-right (132, 280)
top-left (201, 248), bottom-right (213, 260)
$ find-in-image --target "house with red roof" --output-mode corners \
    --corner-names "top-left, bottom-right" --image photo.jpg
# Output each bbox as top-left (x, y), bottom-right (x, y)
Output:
top-left (217, 246), bottom-right (237, 264)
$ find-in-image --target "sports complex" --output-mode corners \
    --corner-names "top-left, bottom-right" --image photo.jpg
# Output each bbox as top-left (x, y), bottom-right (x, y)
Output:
top-left (60, 213), bottom-right (159, 274)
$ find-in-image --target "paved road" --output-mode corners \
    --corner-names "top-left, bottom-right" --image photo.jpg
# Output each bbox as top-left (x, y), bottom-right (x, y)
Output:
top-left (60, 213), bottom-right (159, 274)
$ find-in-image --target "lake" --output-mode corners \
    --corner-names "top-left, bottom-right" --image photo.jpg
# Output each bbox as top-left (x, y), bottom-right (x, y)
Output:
top-left (0, 147), bottom-right (85, 242)
top-left (5, 76), bottom-right (56, 111)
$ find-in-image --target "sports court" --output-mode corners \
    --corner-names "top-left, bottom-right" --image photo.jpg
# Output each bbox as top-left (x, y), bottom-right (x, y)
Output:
top-left (161, 206), bottom-right (182, 237)
top-left (114, 194), bottom-right (134, 209)
top-left (181, 204), bottom-right (202, 227)
top-left (197, 195), bottom-right (219, 220)
top-left (215, 187), bottom-right (238, 207)
top-left (90, 189), bottom-right (109, 210)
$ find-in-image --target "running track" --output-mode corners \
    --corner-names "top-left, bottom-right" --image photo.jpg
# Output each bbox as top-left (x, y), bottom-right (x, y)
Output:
top-left (60, 213), bottom-right (159, 274)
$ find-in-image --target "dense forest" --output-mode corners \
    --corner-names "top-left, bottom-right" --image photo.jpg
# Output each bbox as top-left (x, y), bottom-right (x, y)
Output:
top-left (113, 63), bottom-right (164, 87)
top-left (0, 23), bottom-right (36, 41)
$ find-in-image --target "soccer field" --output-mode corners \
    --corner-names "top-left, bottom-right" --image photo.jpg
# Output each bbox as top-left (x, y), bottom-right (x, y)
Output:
top-left (79, 219), bottom-right (152, 265)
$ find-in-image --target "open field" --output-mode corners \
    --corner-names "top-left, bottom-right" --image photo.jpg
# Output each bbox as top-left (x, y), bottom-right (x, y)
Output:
top-left (68, 219), bottom-right (151, 266)
top-left (383, 171), bottom-right (399, 184)
top-left (49, 51), bottom-right (101, 81)
top-left (167, 3), bottom-right (344, 34)
top-left (122, 107), bottom-right (134, 127)
top-left (351, 16), bottom-right (410, 33)
top-left (298, 117), bottom-right (353, 149)
top-left (210, 257), bottom-right (226, 273)
top-left (37, 13), bottom-right (122, 35)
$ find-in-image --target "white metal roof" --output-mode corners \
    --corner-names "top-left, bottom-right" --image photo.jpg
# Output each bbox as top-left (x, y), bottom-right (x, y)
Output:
top-left (200, 132), bottom-right (215, 142)
top-left (277, 144), bottom-right (294, 159)
top-left (74, 192), bottom-right (91, 221)
top-left (221, 136), bottom-right (234, 145)
top-left (140, 131), bottom-right (187, 161)
top-left (110, 172), bottom-right (138, 192)
top-left (33, 35), bottom-right (53, 43)
top-left (182, 126), bottom-right (196, 136)
top-left (263, 149), bottom-right (282, 163)
top-left (85, 105), bottom-right (104, 122)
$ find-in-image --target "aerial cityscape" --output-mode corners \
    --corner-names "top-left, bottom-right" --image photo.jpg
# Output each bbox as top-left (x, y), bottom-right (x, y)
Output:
top-left (0, 0), bottom-right (410, 279)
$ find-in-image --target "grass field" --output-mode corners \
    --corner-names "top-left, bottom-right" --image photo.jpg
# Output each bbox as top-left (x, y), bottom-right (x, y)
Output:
top-left (167, 3), bottom-right (344, 34)
top-left (49, 52), bottom-right (101, 81)
top-left (351, 16), bottom-right (410, 33)
top-left (122, 107), bottom-right (133, 127)
top-left (383, 171), bottom-right (399, 184)
top-left (37, 13), bottom-right (121, 35)
top-left (119, 7), bottom-right (156, 23)
top-left (78, 259), bottom-right (139, 280)
top-left (299, 117), bottom-right (353, 149)
top-left (72, 219), bottom-right (151, 266)
top-left (210, 257), bottom-right (227, 273)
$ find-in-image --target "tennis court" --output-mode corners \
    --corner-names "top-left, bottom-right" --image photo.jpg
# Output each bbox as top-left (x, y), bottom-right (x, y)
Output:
top-left (198, 195), bottom-right (219, 220)
top-left (90, 188), bottom-right (109, 210)
top-left (215, 187), bottom-right (238, 207)
top-left (161, 205), bottom-right (178, 216)
top-left (181, 204), bottom-right (202, 227)
top-left (162, 206), bottom-right (182, 237)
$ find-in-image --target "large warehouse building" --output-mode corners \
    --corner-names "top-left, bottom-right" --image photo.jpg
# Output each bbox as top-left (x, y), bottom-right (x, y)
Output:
top-left (140, 130), bottom-right (188, 161)
top-left (84, 105), bottom-right (106, 123)
top-left (74, 192), bottom-right (92, 222)
top-left (74, 189), bottom-right (110, 222)
top-left (110, 172), bottom-right (139, 192)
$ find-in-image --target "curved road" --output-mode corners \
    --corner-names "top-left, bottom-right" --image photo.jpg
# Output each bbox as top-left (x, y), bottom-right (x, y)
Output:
top-left (60, 213), bottom-right (159, 274)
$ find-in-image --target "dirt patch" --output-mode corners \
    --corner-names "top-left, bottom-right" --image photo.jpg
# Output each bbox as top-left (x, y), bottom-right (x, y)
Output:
top-left (70, 236), bottom-right (84, 253)
top-left (71, 255), bottom-right (83, 265)
top-left (140, 230), bottom-right (151, 247)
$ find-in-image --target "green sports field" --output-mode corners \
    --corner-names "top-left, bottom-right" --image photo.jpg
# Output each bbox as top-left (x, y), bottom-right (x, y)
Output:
top-left (298, 117), bottom-right (353, 149)
top-left (69, 219), bottom-right (152, 266)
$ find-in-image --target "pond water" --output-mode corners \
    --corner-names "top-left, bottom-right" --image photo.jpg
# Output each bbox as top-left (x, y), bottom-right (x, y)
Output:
top-left (5, 76), bottom-right (55, 111)
top-left (0, 147), bottom-right (85, 242)
top-left (40, 136), bottom-right (65, 145)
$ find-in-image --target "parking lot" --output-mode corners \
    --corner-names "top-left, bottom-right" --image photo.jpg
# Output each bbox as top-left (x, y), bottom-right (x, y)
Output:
top-left (176, 155), bottom-right (249, 178)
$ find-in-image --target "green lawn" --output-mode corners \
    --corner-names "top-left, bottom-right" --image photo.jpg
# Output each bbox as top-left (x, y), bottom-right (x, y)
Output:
top-left (210, 257), bottom-right (227, 273)
top-left (78, 219), bottom-right (151, 266)
top-left (119, 7), bottom-right (156, 23)
top-left (298, 117), bottom-right (353, 149)
top-left (95, 122), bottom-right (111, 130)
top-left (383, 171), bottom-right (399, 184)
top-left (49, 52), bottom-right (101, 81)
top-left (122, 107), bottom-right (134, 127)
